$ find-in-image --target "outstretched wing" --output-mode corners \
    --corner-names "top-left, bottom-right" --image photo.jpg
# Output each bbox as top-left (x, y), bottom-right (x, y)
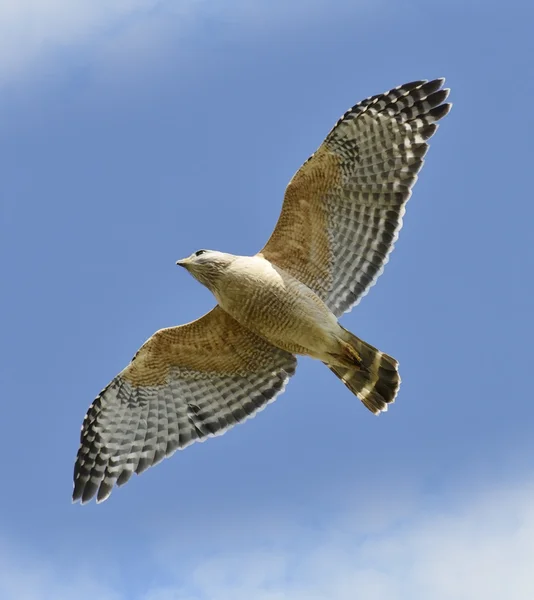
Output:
top-left (260, 79), bottom-right (451, 317)
top-left (73, 306), bottom-right (297, 504)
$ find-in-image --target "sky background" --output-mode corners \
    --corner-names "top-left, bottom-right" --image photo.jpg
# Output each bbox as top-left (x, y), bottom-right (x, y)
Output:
top-left (1, 0), bottom-right (533, 598)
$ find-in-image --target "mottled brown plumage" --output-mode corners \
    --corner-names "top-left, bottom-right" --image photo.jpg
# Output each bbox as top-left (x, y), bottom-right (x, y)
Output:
top-left (73, 79), bottom-right (451, 503)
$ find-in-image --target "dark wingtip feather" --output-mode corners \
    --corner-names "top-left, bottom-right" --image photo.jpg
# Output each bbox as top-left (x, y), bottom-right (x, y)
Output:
top-left (398, 79), bottom-right (428, 91)
top-left (421, 123), bottom-right (438, 140)
top-left (418, 79), bottom-right (445, 97)
top-left (429, 102), bottom-right (452, 121)
top-left (117, 468), bottom-right (134, 486)
top-left (426, 89), bottom-right (450, 108)
top-left (72, 485), bottom-right (82, 503)
top-left (96, 483), bottom-right (113, 504)
top-left (81, 480), bottom-right (98, 504)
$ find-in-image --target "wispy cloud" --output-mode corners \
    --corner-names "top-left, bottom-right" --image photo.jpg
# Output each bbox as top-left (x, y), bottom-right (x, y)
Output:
top-left (0, 541), bottom-right (121, 600)
top-left (0, 0), bottom-right (376, 87)
top-left (145, 475), bottom-right (534, 600)
top-left (0, 0), bottom-right (164, 85)
top-left (2, 475), bottom-right (533, 599)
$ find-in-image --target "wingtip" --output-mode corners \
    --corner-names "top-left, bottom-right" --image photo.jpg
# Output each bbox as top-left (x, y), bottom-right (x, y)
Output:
top-left (72, 486), bottom-right (82, 505)
top-left (432, 102), bottom-right (453, 121)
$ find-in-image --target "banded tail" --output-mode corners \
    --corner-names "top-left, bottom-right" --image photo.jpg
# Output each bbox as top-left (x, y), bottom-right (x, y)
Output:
top-left (327, 328), bottom-right (400, 414)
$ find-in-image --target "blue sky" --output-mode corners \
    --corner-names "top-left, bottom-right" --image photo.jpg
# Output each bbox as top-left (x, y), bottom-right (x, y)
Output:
top-left (1, 0), bottom-right (533, 598)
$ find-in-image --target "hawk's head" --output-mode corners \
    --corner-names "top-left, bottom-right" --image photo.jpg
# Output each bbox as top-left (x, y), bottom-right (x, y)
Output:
top-left (176, 249), bottom-right (235, 290)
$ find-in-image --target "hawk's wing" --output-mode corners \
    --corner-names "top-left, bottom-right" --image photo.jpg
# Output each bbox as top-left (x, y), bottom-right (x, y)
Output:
top-left (260, 79), bottom-right (451, 317)
top-left (73, 306), bottom-right (296, 504)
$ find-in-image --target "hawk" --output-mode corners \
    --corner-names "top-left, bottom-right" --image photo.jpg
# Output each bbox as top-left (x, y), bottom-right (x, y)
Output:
top-left (73, 79), bottom-right (451, 503)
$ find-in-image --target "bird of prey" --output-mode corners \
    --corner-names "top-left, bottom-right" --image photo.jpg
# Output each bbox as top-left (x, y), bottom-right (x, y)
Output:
top-left (73, 78), bottom-right (451, 504)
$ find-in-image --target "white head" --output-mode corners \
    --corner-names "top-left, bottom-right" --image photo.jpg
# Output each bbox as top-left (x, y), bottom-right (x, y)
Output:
top-left (176, 249), bottom-right (236, 290)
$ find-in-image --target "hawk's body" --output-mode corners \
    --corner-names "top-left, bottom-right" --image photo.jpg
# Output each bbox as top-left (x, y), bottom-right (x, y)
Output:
top-left (211, 255), bottom-right (340, 360)
top-left (73, 79), bottom-right (451, 504)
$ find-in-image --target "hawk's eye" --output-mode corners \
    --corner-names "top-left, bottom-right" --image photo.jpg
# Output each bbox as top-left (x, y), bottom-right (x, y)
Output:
top-left (195, 249), bottom-right (207, 257)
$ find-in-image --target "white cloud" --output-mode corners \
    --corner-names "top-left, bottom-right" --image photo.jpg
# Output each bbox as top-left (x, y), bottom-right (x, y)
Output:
top-left (0, 0), bottom-right (165, 84)
top-left (2, 475), bottom-right (533, 599)
top-left (0, 0), bottom-right (376, 87)
top-left (0, 541), bottom-right (121, 600)
top-left (144, 475), bottom-right (534, 600)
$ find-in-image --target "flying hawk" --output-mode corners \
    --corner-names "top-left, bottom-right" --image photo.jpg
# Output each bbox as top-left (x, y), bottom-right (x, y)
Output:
top-left (73, 78), bottom-right (451, 503)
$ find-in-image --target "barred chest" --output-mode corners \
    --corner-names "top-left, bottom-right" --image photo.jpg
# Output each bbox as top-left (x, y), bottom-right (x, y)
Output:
top-left (213, 255), bottom-right (339, 355)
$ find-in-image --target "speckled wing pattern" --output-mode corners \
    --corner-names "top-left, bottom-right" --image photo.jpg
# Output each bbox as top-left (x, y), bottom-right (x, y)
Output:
top-left (73, 306), bottom-right (296, 504)
top-left (260, 79), bottom-right (451, 317)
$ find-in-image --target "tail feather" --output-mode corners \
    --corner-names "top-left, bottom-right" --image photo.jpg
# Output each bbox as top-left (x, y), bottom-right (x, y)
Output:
top-left (327, 329), bottom-right (400, 414)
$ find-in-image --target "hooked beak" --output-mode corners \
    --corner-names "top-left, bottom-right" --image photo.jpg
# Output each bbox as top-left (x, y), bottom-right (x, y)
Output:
top-left (175, 258), bottom-right (190, 269)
